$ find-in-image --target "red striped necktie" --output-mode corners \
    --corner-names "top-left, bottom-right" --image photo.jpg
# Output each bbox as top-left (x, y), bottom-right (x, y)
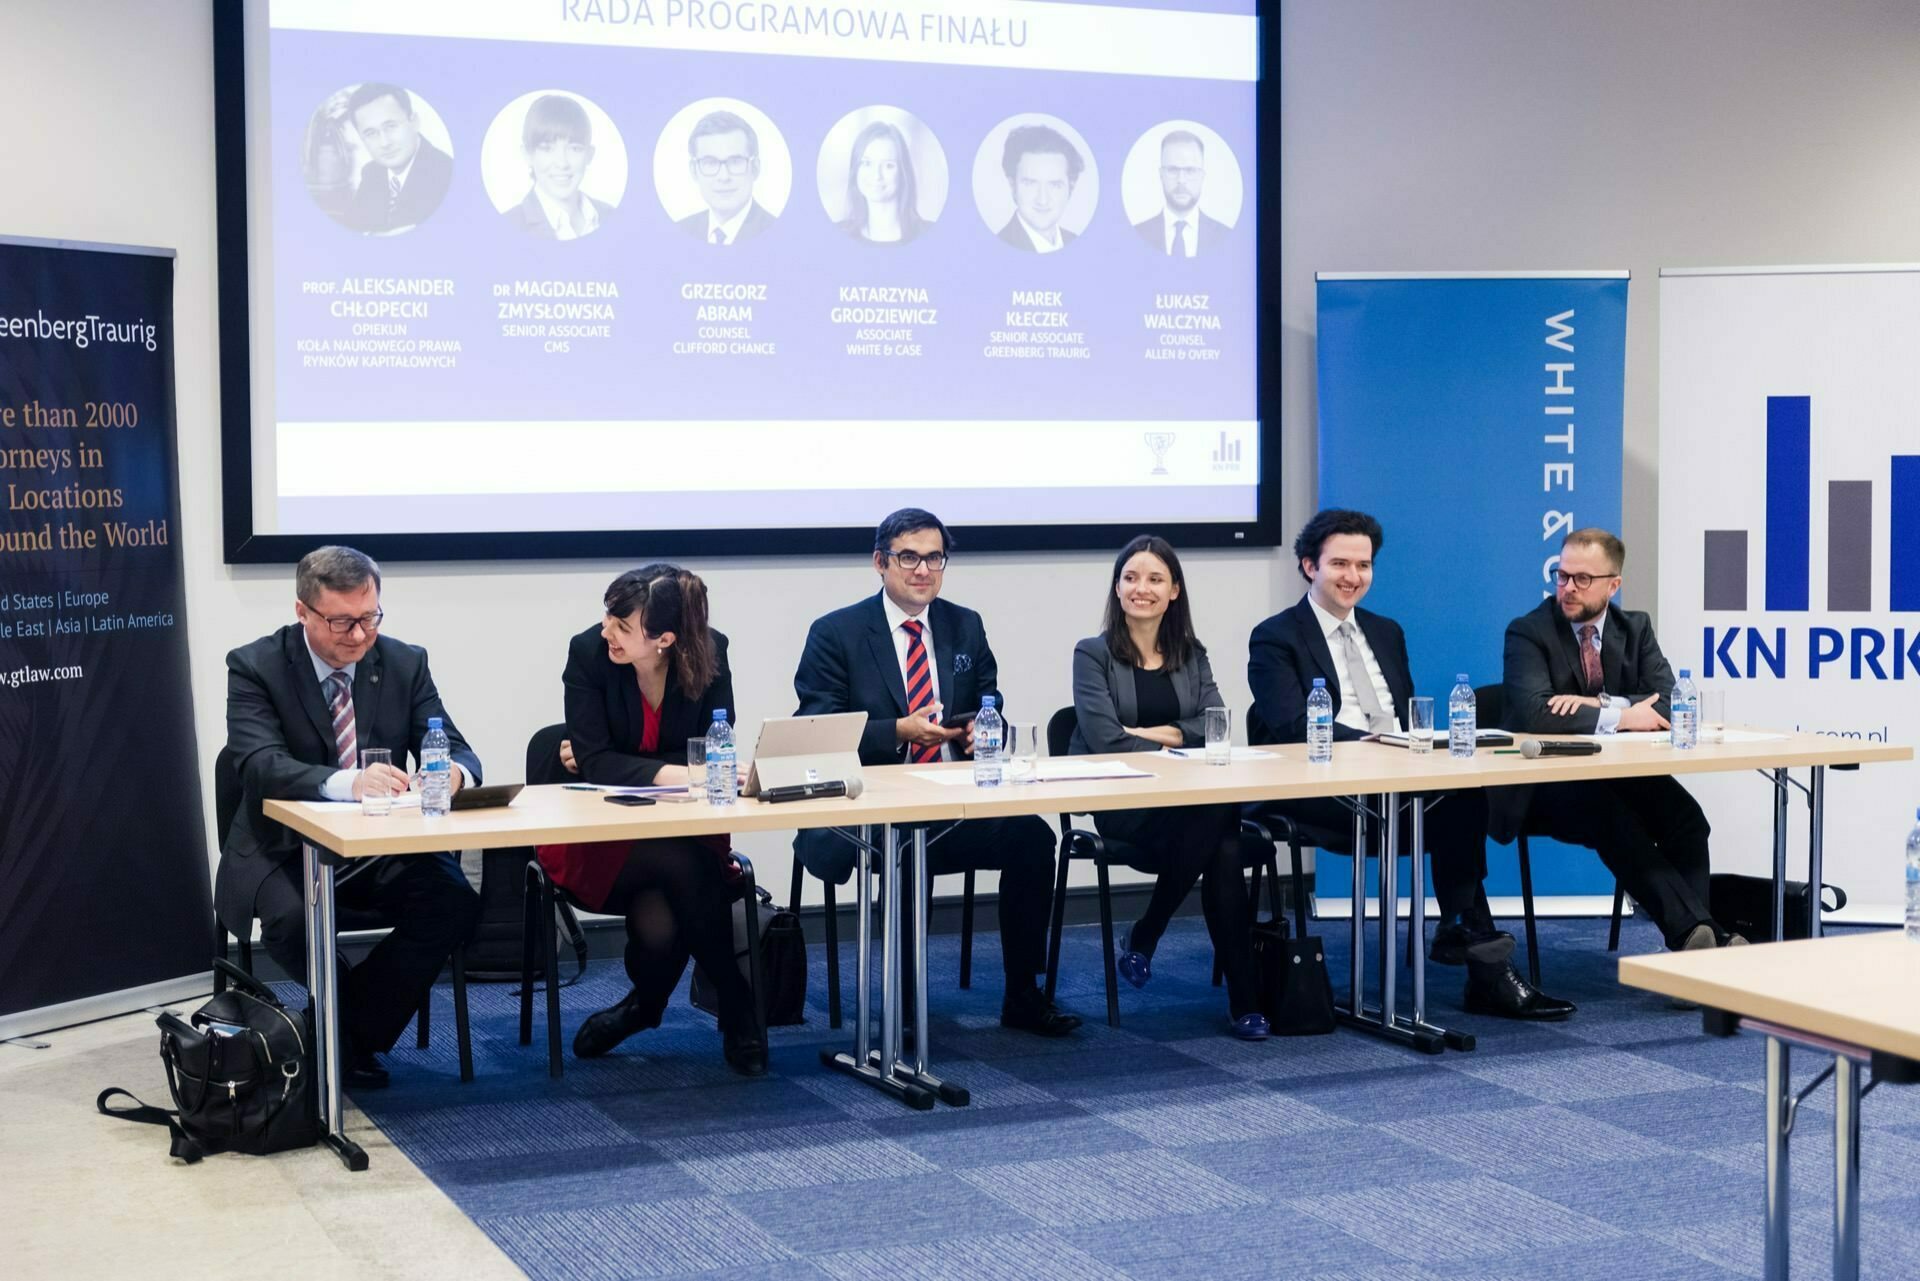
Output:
top-left (899, 618), bottom-right (941, 764)
top-left (326, 670), bottom-right (357, 769)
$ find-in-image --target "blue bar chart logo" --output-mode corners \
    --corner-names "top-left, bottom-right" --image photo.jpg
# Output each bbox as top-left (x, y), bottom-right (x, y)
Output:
top-left (1702, 395), bottom-right (1920, 613)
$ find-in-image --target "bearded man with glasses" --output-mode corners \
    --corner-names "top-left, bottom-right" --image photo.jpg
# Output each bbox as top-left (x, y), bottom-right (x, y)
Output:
top-left (216, 545), bottom-right (482, 1088)
top-left (1493, 527), bottom-right (1732, 953)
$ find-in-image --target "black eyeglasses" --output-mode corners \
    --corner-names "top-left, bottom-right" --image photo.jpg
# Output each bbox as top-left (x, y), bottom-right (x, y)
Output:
top-left (1553, 570), bottom-right (1618, 590)
top-left (319, 611), bottom-right (383, 634)
top-left (886, 551), bottom-right (948, 571)
top-left (693, 156), bottom-right (753, 177)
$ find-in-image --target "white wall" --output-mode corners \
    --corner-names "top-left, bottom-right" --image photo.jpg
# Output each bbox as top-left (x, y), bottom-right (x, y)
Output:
top-left (11, 0), bottom-right (1920, 907)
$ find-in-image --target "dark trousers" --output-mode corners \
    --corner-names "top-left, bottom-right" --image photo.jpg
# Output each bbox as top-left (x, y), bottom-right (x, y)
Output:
top-left (1253, 791), bottom-right (1497, 935)
top-left (1520, 777), bottom-right (1713, 949)
top-left (254, 851), bottom-right (479, 1055)
top-left (897, 815), bottom-right (1055, 991)
top-left (1095, 803), bottom-right (1259, 1018)
top-left (602, 837), bottom-right (751, 1030)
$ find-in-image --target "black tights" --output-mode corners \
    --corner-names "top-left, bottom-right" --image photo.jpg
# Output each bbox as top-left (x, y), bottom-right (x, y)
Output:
top-left (1095, 804), bottom-right (1258, 1017)
top-left (602, 838), bottom-right (751, 1030)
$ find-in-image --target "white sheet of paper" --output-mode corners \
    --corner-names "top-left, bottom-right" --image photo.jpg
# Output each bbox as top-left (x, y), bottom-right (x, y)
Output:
top-left (301, 792), bottom-right (422, 811)
top-left (1160, 747), bottom-right (1278, 762)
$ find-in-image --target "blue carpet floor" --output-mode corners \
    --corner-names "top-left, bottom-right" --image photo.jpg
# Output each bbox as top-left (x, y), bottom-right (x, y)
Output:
top-left (353, 915), bottom-right (1920, 1280)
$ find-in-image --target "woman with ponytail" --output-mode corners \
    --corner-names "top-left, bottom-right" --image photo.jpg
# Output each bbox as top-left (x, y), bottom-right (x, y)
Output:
top-left (538, 564), bottom-right (765, 1074)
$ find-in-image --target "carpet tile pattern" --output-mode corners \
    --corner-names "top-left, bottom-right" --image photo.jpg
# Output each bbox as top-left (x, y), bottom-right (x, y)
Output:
top-left (347, 915), bottom-right (1919, 1280)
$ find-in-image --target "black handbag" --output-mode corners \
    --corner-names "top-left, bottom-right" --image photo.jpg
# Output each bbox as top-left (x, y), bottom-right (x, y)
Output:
top-left (98, 959), bottom-right (318, 1163)
top-left (691, 885), bottom-right (808, 1026)
top-left (1710, 873), bottom-right (1848, 943)
top-left (1252, 866), bottom-right (1337, 1036)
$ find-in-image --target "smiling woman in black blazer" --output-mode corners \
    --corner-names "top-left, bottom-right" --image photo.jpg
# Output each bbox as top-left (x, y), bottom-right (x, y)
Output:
top-left (1070, 535), bottom-right (1267, 1040)
top-left (538, 565), bottom-right (764, 1075)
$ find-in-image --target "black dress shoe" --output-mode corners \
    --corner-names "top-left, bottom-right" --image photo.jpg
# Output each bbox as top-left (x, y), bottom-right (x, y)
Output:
top-left (1463, 960), bottom-right (1576, 1021)
top-left (1430, 919), bottom-right (1515, 966)
top-left (1001, 988), bottom-right (1082, 1037)
top-left (344, 1049), bottom-right (390, 1090)
top-left (722, 1026), bottom-right (769, 1077)
top-left (572, 992), bottom-right (659, 1059)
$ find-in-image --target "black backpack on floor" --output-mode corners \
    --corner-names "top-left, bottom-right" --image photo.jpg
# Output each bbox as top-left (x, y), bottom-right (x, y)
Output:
top-left (98, 959), bottom-right (318, 1163)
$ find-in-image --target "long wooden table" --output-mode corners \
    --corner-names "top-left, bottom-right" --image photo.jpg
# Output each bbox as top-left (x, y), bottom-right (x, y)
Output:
top-left (265, 729), bottom-right (1908, 1167)
top-left (1621, 932), bottom-right (1920, 1281)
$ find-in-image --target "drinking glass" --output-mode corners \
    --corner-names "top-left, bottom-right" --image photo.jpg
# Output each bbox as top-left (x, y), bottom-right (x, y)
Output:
top-left (1407, 698), bottom-right (1435, 755)
top-left (358, 748), bottom-right (394, 816)
top-left (686, 737), bottom-right (708, 792)
top-left (1699, 688), bottom-right (1727, 744)
top-left (1204, 706), bottom-right (1232, 764)
top-left (1006, 721), bottom-right (1039, 784)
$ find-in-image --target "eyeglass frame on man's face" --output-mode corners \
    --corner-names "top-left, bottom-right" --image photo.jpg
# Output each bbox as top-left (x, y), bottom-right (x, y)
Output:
top-left (318, 610), bottom-right (384, 635)
top-left (1552, 570), bottom-right (1618, 591)
top-left (692, 155), bottom-right (753, 177)
top-left (884, 550), bottom-right (948, 572)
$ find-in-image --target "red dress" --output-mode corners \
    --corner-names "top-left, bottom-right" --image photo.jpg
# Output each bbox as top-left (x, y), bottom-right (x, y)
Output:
top-left (536, 700), bottom-right (731, 911)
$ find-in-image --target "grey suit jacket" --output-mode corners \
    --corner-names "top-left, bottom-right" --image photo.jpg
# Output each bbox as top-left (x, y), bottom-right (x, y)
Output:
top-left (1069, 635), bottom-right (1222, 755)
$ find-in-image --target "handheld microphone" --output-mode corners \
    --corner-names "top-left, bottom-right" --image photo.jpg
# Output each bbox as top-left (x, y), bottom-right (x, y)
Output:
top-left (1519, 739), bottom-right (1603, 758)
top-left (757, 777), bottom-right (864, 803)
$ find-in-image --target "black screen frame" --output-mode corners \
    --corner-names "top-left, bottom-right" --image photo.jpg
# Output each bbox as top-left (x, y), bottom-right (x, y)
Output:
top-left (212, 0), bottom-right (1282, 563)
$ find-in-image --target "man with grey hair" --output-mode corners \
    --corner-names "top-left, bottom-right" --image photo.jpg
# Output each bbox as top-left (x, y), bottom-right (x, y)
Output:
top-left (216, 545), bottom-right (482, 1088)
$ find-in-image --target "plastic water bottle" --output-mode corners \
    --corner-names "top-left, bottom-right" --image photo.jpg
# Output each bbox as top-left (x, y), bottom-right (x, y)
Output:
top-left (419, 717), bottom-right (451, 817)
top-left (1307, 678), bottom-right (1333, 764)
top-left (705, 709), bottom-right (736, 806)
top-left (972, 695), bottom-right (1004, 787)
top-left (1905, 809), bottom-right (1920, 942)
top-left (1671, 670), bottom-right (1699, 750)
top-left (1448, 675), bottom-right (1476, 759)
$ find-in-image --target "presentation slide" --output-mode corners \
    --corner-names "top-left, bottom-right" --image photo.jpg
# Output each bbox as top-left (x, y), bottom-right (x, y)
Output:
top-left (239, 0), bottom-right (1261, 540)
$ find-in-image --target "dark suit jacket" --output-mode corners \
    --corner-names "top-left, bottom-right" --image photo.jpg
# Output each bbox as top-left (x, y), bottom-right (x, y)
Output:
top-left (215, 625), bottom-right (481, 930)
top-left (998, 214), bottom-right (1076, 251)
top-left (1131, 210), bottom-right (1232, 254)
top-left (1489, 597), bottom-right (1678, 841)
top-left (1069, 636), bottom-right (1222, 754)
top-left (791, 592), bottom-right (1002, 881)
top-left (351, 138), bottom-right (453, 233)
top-left (563, 624), bottom-right (732, 786)
top-left (676, 201), bottom-right (775, 243)
top-left (504, 190), bottom-right (616, 239)
top-left (1246, 597), bottom-right (1411, 745)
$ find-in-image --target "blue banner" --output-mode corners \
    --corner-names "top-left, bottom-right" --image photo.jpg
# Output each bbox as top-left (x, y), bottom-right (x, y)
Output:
top-left (1314, 273), bottom-right (1628, 902)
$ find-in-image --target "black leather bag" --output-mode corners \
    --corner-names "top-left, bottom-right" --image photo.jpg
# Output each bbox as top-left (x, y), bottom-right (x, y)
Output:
top-left (98, 959), bottom-right (318, 1163)
top-left (1252, 873), bottom-right (1336, 1036)
top-left (692, 885), bottom-right (808, 1026)
top-left (1711, 874), bottom-right (1848, 943)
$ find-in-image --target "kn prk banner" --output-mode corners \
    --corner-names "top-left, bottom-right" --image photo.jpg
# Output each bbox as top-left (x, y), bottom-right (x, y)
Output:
top-left (1660, 264), bottom-right (1920, 922)
top-left (1315, 271), bottom-right (1629, 908)
top-left (0, 236), bottom-right (210, 1032)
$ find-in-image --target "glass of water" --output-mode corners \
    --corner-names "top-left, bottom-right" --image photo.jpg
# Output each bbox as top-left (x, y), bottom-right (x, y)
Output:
top-left (1699, 688), bottom-right (1726, 744)
top-left (686, 737), bottom-right (708, 793)
top-left (1407, 698), bottom-right (1435, 755)
top-left (359, 748), bottom-right (394, 816)
top-left (1204, 706), bottom-right (1231, 764)
top-left (1006, 721), bottom-right (1039, 784)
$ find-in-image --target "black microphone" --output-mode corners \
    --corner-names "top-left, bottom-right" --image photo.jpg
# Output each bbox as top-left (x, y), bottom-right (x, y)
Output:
top-left (1519, 739), bottom-right (1603, 758)
top-left (758, 779), bottom-right (860, 804)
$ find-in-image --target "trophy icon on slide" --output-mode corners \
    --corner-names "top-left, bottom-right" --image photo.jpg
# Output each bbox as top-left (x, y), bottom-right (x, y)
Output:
top-left (1144, 431), bottom-right (1176, 475)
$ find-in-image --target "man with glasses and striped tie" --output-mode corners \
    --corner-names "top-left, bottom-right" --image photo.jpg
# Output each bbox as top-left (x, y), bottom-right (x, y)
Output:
top-left (791, 509), bottom-right (1080, 1037)
top-left (345, 82), bottom-right (453, 235)
top-left (215, 546), bottom-right (482, 1089)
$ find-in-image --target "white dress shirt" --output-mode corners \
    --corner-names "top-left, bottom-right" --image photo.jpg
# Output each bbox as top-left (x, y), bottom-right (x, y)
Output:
top-left (1569, 613), bottom-right (1628, 733)
top-left (881, 591), bottom-right (951, 761)
top-left (1162, 208), bottom-right (1200, 257)
top-left (1307, 595), bottom-right (1399, 734)
top-left (534, 189), bottom-right (601, 240)
top-left (1017, 214), bottom-right (1066, 253)
top-left (706, 202), bottom-right (753, 245)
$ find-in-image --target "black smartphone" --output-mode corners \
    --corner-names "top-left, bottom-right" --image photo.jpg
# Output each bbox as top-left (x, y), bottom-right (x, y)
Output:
top-left (941, 709), bottom-right (979, 730)
top-left (603, 794), bottom-right (657, 807)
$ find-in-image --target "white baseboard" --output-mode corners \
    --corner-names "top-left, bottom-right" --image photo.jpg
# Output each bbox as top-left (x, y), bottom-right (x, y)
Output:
top-left (1314, 894), bottom-right (1632, 921)
top-left (0, 972), bottom-right (212, 1043)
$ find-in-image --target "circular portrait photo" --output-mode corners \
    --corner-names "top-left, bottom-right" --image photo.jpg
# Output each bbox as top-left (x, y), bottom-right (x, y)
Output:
top-left (301, 82), bottom-right (455, 235)
top-left (1120, 121), bottom-right (1245, 259)
top-left (816, 106), bottom-right (948, 247)
top-left (480, 91), bottom-right (628, 241)
top-left (972, 114), bottom-right (1099, 253)
top-left (653, 99), bottom-right (792, 246)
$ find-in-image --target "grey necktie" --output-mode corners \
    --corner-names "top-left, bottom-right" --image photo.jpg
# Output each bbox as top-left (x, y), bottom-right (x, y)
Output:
top-left (1338, 620), bottom-right (1397, 733)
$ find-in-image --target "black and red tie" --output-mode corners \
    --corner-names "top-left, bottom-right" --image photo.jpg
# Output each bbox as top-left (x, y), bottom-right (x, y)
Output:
top-left (900, 618), bottom-right (940, 764)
